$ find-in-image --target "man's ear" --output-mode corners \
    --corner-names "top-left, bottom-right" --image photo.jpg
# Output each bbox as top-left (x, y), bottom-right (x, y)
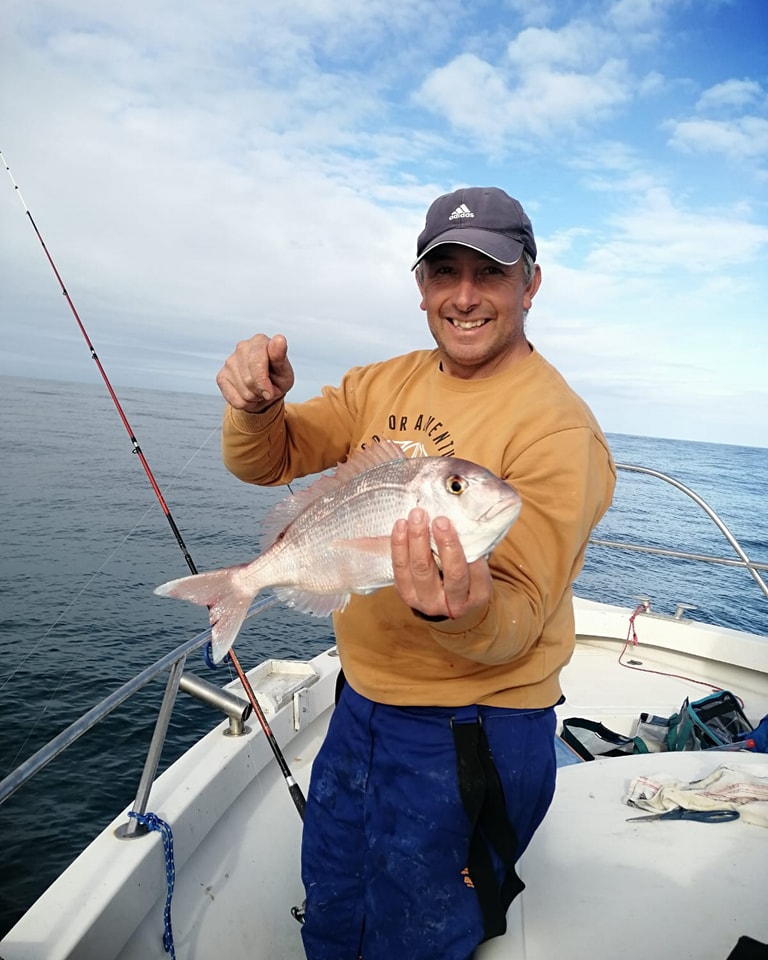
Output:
top-left (523, 264), bottom-right (542, 311)
top-left (415, 270), bottom-right (427, 311)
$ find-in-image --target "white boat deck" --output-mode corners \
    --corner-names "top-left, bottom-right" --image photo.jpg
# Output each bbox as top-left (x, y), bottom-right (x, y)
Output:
top-left (560, 635), bottom-right (758, 730)
top-left (1, 602), bottom-right (766, 960)
top-left (481, 751), bottom-right (768, 960)
top-left (476, 603), bottom-right (768, 958)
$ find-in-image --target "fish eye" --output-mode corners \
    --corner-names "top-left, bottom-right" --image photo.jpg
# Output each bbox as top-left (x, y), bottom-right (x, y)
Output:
top-left (446, 474), bottom-right (468, 495)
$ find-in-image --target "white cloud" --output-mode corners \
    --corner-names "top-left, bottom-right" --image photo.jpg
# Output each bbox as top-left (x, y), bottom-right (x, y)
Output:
top-left (666, 77), bottom-right (768, 163)
top-left (567, 140), bottom-right (661, 196)
top-left (416, 6), bottom-right (693, 148)
top-left (587, 187), bottom-right (768, 274)
top-left (505, 22), bottom-right (610, 70)
top-left (417, 50), bottom-right (631, 144)
top-left (696, 78), bottom-right (764, 112)
top-left (501, 0), bottom-right (557, 27)
top-left (638, 70), bottom-right (665, 97)
top-left (669, 116), bottom-right (768, 160)
top-left (416, 54), bottom-right (512, 143)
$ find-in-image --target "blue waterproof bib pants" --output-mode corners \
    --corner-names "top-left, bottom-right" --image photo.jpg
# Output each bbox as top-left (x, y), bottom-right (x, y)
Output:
top-left (301, 683), bottom-right (556, 960)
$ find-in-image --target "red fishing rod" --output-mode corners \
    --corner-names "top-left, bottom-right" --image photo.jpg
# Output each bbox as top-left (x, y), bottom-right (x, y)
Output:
top-left (1, 149), bottom-right (306, 820)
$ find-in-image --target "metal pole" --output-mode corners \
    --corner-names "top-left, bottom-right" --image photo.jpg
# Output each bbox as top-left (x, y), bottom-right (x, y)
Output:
top-left (121, 657), bottom-right (187, 838)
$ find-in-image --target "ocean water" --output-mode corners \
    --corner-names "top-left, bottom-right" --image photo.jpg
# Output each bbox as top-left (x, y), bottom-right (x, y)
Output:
top-left (1, 374), bottom-right (767, 936)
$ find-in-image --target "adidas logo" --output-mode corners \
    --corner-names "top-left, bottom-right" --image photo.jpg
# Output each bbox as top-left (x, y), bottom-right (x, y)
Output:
top-left (448, 203), bottom-right (474, 220)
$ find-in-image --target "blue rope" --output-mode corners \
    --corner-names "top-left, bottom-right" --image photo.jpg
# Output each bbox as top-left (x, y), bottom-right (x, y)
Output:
top-left (128, 811), bottom-right (177, 959)
top-left (203, 640), bottom-right (219, 670)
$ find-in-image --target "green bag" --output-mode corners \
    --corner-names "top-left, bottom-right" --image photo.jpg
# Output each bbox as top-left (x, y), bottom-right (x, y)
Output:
top-left (666, 690), bottom-right (753, 751)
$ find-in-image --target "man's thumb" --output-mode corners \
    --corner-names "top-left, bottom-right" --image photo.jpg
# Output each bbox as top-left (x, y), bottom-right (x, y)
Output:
top-left (268, 334), bottom-right (289, 368)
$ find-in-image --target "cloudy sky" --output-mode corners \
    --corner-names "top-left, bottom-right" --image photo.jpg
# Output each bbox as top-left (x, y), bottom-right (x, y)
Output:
top-left (2, 0), bottom-right (767, 447)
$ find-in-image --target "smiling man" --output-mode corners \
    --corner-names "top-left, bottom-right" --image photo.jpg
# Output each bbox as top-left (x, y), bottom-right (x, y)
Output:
top-left (217, 186), bottom-right (615, 960)
top-left (414, 190), bottom-right (541, 379)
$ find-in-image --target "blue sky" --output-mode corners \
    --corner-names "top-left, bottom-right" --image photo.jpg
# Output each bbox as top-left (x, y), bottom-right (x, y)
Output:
top-left (1, 0), bottom-right (767, 446)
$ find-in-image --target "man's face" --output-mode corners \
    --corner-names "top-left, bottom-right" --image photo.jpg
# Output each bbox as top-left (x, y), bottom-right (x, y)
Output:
top-left (417, 244), bottom-right (541, 380)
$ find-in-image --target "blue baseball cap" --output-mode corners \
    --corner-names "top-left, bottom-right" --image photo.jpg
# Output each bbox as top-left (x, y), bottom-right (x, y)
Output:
top-left (412, 187), bottom-right (537, 270)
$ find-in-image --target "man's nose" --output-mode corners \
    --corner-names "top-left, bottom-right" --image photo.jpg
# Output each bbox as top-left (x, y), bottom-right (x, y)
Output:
top-left (451, 274), bottom-right (480, 312)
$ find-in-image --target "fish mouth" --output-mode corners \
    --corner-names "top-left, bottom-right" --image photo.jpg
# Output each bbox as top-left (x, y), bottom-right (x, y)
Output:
top-left (462, 494), bottom-right (522, 562)
top-left (477, 494), bottom-right (522, 524)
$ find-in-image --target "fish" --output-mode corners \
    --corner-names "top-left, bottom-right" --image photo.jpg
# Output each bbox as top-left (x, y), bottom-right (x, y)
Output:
top-left (154, 440), bottom-right (522, 662)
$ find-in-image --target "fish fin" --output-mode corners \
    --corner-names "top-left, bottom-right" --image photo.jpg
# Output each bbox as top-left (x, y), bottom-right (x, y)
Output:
top-left (154, 564), bottom-right (255, 663)
top-left (331, 438), bottom-right (407, 484)
top-left (260, 439), bottom-right (407, 549)
top-left (352, 584), bottom-right (385, 595)
top-left (273, 585), bottom-right (351, 617)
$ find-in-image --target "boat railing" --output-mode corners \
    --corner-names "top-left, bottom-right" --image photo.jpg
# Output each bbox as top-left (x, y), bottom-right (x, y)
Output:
top-left (590, 463), bottom-right (768, 601)
top-left (0, 595), bottom-right (279, 821)
top-left (1, 463), bottom-right (765, 823)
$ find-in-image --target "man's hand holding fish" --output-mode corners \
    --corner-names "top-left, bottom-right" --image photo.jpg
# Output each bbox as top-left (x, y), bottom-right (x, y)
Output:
top-left (392, 508), bottom-right (494, 622)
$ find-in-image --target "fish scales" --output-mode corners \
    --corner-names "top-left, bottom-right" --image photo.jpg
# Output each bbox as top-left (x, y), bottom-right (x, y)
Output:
top-left (254, 460), bottom-right (446, 595)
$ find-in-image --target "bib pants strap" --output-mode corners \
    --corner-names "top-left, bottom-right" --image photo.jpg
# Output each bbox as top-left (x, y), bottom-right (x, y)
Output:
top-left (451, 706), bottom-right (525, 942)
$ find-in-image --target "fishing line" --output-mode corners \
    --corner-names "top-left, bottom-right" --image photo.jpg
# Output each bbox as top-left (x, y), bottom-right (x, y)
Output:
top-left (2, 149), bottom-right (307, 820)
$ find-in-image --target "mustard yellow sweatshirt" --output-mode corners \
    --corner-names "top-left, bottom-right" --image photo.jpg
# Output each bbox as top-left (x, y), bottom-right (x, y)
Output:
top-left (222, 347), bottom-right (615, 708)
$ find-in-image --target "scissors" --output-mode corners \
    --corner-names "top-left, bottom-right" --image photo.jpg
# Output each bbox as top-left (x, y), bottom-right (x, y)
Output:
top-left (627, 807), bottom-right (739, 823)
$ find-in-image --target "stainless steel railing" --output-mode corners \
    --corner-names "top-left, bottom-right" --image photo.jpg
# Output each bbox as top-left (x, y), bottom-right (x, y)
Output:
top-left (593, 463), bottom-right (768, 601)
top-left (0, 594), bottom-right (277, 813)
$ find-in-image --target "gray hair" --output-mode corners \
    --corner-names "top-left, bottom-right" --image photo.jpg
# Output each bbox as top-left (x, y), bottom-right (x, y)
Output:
top-left (521, 250), bottom-right (535, 285)
top-left (520, 251), bottom-right (535, 323)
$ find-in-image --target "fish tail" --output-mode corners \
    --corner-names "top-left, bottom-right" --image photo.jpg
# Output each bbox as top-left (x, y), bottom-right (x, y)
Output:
top-left (154, 563), bottom-right (256, 663)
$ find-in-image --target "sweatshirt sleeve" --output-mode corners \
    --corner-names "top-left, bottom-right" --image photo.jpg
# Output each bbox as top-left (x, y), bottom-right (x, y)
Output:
top-left (427, 426), bottom-right (615, 665)
top-left (221, 371), bottom-right (365, 485)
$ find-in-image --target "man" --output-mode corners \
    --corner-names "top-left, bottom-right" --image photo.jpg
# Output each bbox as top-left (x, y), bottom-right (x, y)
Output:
top-left (217, 187), bottom-right (615, 959)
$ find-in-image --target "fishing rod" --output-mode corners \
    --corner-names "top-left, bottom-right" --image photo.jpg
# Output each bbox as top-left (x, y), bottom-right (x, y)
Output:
top-left (1, 149), bottom-right (306, 821)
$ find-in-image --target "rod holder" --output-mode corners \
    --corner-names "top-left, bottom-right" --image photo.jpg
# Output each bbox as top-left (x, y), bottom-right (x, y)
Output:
top-left (179, 672), bottom-right (252, 736)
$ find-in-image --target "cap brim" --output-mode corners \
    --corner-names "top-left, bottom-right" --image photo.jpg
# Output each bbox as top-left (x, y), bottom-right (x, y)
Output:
top-left (411, 229), bottom-right (524, 271)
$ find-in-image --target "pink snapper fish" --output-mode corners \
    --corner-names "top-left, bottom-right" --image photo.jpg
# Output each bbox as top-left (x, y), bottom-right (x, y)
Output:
top-left (154, 440), bottom-right (522, 662)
